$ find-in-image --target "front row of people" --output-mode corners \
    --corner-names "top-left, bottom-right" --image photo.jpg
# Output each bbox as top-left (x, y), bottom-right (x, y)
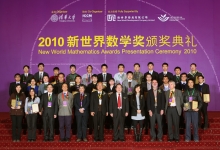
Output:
top-left (8, 79), bottom-right (202, 143)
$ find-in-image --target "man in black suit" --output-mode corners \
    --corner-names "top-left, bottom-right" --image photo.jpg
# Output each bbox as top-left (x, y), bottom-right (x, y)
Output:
top-left (53, 73), bottom-right (66, 94)
top-left (85, 74), bottom-right (98, 94)
top-left (34, 63), bottom-right (49, 85)
top-left (97, 64), bottom-right (113, 90)
top-left (173, 67), bottom-right (181, 84)
top-left (39, 84), bottom-right (58, 141)
top-left (195, 75), bottom-right (210, 129)
top-left (158, 63), bottom-right (173, 86)
top-left (147, 79), bottom-right (165, 142)
top-left (109, 84), bottom-right (129, 142)
top-left (143, 62), bottom-right (159, 82)
top-left (9, 73), bottom-right (26, 96)
top-left (90, 82), bottom-right (108, 141)
top-left (74, 84), bottom-right (90, 142)
top-left (187, 63), bottom-right (203, 84)
top-left (20, 65), bottom-right (34, 85)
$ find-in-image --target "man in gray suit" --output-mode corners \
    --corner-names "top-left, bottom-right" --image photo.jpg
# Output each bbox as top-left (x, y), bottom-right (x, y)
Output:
top-left (38, 75), bottom-right (49, 97)
top-left (165, 80), bottom-right (183, 142)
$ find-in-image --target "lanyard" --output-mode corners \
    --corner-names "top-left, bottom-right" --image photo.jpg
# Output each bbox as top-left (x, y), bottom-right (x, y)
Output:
top-left (187, 89), bottom-right (195, 96)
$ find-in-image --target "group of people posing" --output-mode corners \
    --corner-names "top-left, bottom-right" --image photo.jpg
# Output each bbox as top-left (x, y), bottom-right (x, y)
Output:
top-left (8, 62), bottom-right (210, 143)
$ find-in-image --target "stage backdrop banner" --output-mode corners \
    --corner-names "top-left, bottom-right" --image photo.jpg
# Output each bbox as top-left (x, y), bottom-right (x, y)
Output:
top-left (0, 0), bottom-right (220, 111)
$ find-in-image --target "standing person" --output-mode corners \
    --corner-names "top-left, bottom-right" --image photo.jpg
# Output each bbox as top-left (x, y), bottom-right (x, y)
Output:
top-left (113, 64), bottom-right (127, 84)
top-left (82, 65), bottom-right (93, 86)
top-left (7, 84), bottom-right (26, 142)
top-left (173, 67), bottom-right (181, 84)
top-left (85, 74), bottom-right (98, 94)
top-left (38, 75), bottom-right (49, 97)
top-left (187, 63), bottom-right (203, 84)
top-left (53, 73), bottom-right (66, 94)
top-left (58, 83), bottom-right (74, 142)
top-left (74, 84), bottom-right (90, 142)
top-left (66, 64), bottom-right (78, 89)
top-left (21, 65), bottom-right (34, 85)
top-left (49, 67), bottom-right (60, 84)
top-left (183, 79), bottom-right (202, 142)
top-left (147, 79), bottom-right (165, 142)
top-left (90, 82), bottom-right (108, 142)
top-left (130, 84), bottom-right (145, 142)
top-left (27, 78), bottom-right (39, 96)
top-left (39, 84), bottom-right (58, 142)
top-left (9, 73), bottom-right (26, 96)
top-left (143, 62), bottom-right (159, 82)
top-left (97, 64), bottom-right (113, 89)
top-left (34, 63), bottom-right (49, 85)
top-left (25, 88), bottom-right (40, 142)
top-left (133, 63), bottom-right (144, 84)
top-left (158, 63), bottom-right (173, 86)
top-left (165, 81), bottom-right (183, 142)
top-left (109, 84), bottom-right (129, 142)
top-left (195, 75), bottom-right (210, 129)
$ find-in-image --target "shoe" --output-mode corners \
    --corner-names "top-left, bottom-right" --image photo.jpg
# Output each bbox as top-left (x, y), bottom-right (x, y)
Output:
top-left (13, 140), bottom-right (16, 142)
top-left (174, 139), bottom-right (179, 142)
top-left (28, 140), bottom-right (31, 142)
top-left (76, 138), bottom-right (81, 142)
top-left (120, 139), bottom-right (125, 142)
top-left (112, 139), bottom-right (117, 142)
top-left (158, 139), bottom-right (162, 142)
top-left (185, 140), bottom-right (190, 142)
top-left (168, 139), bottom-right (173, 142)
top-left (203, 127), bottom-right (208, 130)
top-left (16, 140), bottom-right (20, 142)
top-left (194, 140), bottom-right (199, 142)
top-left (150, 138), bottom-right (155, 142)
top-left (43, 139), bottom-right (48, 142)
top-left (49, 139), bottom-right (54, 142)
top-left (83, 138), bottom-right (88, 142)
top-left (60, 138), bottom-right (65, 142)
top-left (100, 140), bottom-right (104, 142)
top-left (66, 138), bottom-right (70, 142)
top-left (32, 139), bottom-right (36, 142)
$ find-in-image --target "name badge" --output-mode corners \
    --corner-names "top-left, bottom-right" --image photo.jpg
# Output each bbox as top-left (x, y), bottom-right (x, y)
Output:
top-left (16, 101), bottom-right (22, 106)
top-left (48, 102), bottom-right (52, 107)
top-left (169, 98), bottom-right (172, 103)
top-left (63, 101), bottom-right (67, 107)
top-left (103, 82), bottom-right (107, 87)
top-left (44, 90), bottom-right (47, 93)
top-left (128, 88), bottom-right (132, 92)
top-left (99, 99), bottom-right (102, 105)
top-left (189, 96), bottom-right (193, 102)
top-left (70, 82), bottom-right (75, 87)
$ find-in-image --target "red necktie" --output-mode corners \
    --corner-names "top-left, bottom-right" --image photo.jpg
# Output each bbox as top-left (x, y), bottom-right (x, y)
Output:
top-left (118, 94), bottom-right (121, 108)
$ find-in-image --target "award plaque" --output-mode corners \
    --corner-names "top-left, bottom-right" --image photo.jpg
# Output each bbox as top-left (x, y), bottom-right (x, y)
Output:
top-left (192, 101), bottom-right (198, 109)
top-left (92, 89), bottom-right (97, 92)
top-left (32, 103), bottom-right (39, 113)
top-left (184, 102), bottom-right (190, 110)
top-left (203, 94), bottom-right (210, 103)
top-left (11, 99), bottom-right (16, 107)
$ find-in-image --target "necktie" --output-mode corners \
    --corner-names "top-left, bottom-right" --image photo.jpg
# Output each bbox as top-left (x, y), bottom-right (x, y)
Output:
top-left (48, 94), bottom-right (51, 101)
top-left (118, 94), bottom-right (121, 108)
top-left (103, 74), bottom-right (106, 82)
top-left (80, 94), bottom-right (83, 100)
top-left (40, 73), bottom-right (43, 80)
top-left (128, 82), bottom-right (131, 88)
top-left (88, 74), bottom-right (91, 83)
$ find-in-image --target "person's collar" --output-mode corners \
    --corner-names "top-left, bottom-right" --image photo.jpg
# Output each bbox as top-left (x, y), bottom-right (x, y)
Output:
top-left (63, 91), bottom-right (68, 94)
top-left (149, 70), bottom-right (153, 73)
top-left (48, 92), bottom-right (52, 95)
top-left (170, 88), bottom-right (175, 92)
top-left (164, 84), bottom-right (169, 87)
top-left (102, 72), bottom-right (107, 75)
top-left (147, 81), bottom-right (151, 84)
top-left (117, 92), bottom-right (122, 95)
top-left (93, 82), bottom-right (97, 84)
top-left (181, 81), bottom-right (186, 84)
top-left (110, 85), bottom-right (114, 87)
top-left (128, 79), bottom-right (132, 82)
top-left (199, 82), bottom-right (204, 86)
top-left (44, 82), bottom-right (48, 84)
top-left (119, 72), bottom-right (124, 75)
top-left (98, 91), bottom-right (102, 94)
top-left (176, 74), bottom-right (180, 77)
top-left (163, 71), bottom-right (167, 74)
top-left (16, 81), bottom-right (20, 84)
top-left (39, 71), bottom-right (43, 74)
top-left (80, 93), bottom-right (84, 95)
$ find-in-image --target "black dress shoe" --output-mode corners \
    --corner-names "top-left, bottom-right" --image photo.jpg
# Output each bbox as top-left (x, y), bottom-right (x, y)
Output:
top-left (100, 140), bottom-right (104, 142)
top-left (112, 139), bottom-right (118, 142)
top-left (60, 139), bottom-right (65, 142)
top-left (158, 139), bottom-right (162, 142)
top-left (168, 139), bottom-right (173, 142)
top-left (43, 139), bottom-right (48, 142)
top-left (120, 139), bottom-right (125, 142)
top-left (49, 139), bottom-right (54, 142)
top-left (175, 139), bottom-right (179, 142)
top-left (150, 138), bottom-right (155, 142)
top-left (66, 138), bottom-right (70, 142)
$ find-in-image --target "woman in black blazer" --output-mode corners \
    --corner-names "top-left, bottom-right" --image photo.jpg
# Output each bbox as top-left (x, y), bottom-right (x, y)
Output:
top-left (130, 84), bottom-right (145, 142)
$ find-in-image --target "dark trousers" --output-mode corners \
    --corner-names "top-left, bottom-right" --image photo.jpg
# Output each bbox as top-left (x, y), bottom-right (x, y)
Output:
top-left (149, 108), bottom-right (163, 139)
top-left (113, 109), bottom-right (125, 140)
top-left (185, 111), bottom-right (199, 140)
top-left (132, 119), bottom-right (144, 128)
top-left (179, 109), bottom-right (185, 128)
top-left (26, 113), bottom-right (37, 140)
top-left (93, 111), bottom-right (105, 140)
top-left (76, 113), bottom-right (88, 139)
top-left (58, 115), bottom-right (72, 139)
top-left (11, 115), bottom-right (23, 140)
top-left (125, 95), bottom-right (132, 128)
top-left (167, 107), bottom-right (180, 140)
top-left (198, 102), bottom-right (208, 128)
top-left (43, 114), bottom-right (54, 140)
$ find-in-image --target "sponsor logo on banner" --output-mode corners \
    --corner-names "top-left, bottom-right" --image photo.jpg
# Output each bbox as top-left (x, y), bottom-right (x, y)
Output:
top-left (107, 14), bottom-right (116, 21)
top-left (82, 14), bottom-right (92, 22)
top-left (107, 14), bottom-right (154, 22)
top-left (50, 14), bottom-right (75, 22)
top-left (158, 14), bottom-right (185, 22)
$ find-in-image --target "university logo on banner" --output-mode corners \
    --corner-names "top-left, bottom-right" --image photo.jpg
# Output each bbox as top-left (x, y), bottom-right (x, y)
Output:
top-left (107, 14), bottom-right (116, 21)
top-left (158, 14), bottom-right (169, 22)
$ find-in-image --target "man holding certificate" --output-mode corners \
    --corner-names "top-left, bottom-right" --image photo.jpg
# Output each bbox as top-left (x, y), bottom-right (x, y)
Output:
top-left (58, 83), bottom-right (74, 142)
top-left (183, 79), bottom-right (202, 142)
top-left (39, 84), bottom-right (58, 142)
top-left (165, 81), bottom-right (183, 142)
top-left (25, 88), bottom-right (40, 142)
top-left (195, 75), bottom-right (210, 129)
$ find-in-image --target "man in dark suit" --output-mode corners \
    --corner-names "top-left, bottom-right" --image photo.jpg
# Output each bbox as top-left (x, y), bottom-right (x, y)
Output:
top-left (147, 79), bottom-right (165, 142)
top-left (143, 62), bottom-right (159, 82)
top-left (20, 65), bottom-right (34, 85)
top-left (90, 82), bottom-right (108, 141)
top-left (97, 64), bottom-right (113, 90)
top-left (53, 73), bottom-right (66, 94)
top-left (195, 75), bottom-right (210, 129)
top-left (9, 73), bottom-right (26, 96)
top-left (165, 81), bottom-right (183, 142)
top-left (34, 63), bottom-right (49, 85)
top-left (49, 67), bottom-right (60, 84)
top-left (173, 67), bottom-right (181, 84)
top-left (74, 84), bottom-right (90, 142)
top-left (85, 74), bottom-right (98, 94)
top-left (187, 63), bottom-right (203, 84)
top-left (158, 63), bottom-right (173, 86)
top-left (39, 84), bottom-right (58, 141)
top-left (109, 84), bottom-right (129, 142)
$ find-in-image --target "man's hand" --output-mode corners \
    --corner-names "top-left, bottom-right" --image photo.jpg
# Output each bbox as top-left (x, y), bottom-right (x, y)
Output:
top-left (25, 112), bottom-right (28, 115)
top-left (54, 115), bottom-right (57, 118)
top-left (183, 107), bottom-right (188, 111)
top-left (91, 112), bottom-right (95, 116)
top-left (110, 113), bottom-right (113, 117)
top-left (106, 112), bottom-right (108, 116)
top-left (125, 112), bottom-right (128, 117)
top-left (11, 107), bottom-right (15, 109)
top-left (16, 106), bottom-right (20, 109)
top-left (79, 108), bottom-right (84, 113)
top-left (39, 112), bottom-right (42, 115)
top-left (160, 110), bottom-right (164, 115)
top-left (137, 110), bottom-right (141, 114)
top-left (193, 108), bottom-right (199, 112)
top-left (149, 110), bottom-right (153, 117)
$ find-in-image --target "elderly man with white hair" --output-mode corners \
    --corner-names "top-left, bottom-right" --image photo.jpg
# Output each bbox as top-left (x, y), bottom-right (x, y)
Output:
top-left (165, 80), bottom-right (183, 142)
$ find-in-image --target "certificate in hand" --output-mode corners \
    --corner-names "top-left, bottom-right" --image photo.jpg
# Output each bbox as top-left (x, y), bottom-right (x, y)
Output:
top-left (11, 99), bottom-right (16, 107)
top-left (32, 103), bottom-right (39, 113)
top-left (192, 101), bottom-right (198, 109)
top-left (203, 94), bottom-right (210, 103)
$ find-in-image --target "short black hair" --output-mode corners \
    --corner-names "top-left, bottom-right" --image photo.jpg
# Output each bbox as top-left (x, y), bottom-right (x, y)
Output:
top-left (58, 72), bottom-right (65, 77)
top-left (118, 64), bottom-right (125, 68)
top-left (145, 73), bottom-right (152, 78)
top-left (126, 71), bottom-right (133, 75)
top-left (53, 67), bottom-right (60, 71)
top-left (109, 78), bottom-right (115, 82)
top-left (23, 65), bottom-right (30, 69)
top-left (47, 84), bottom-right (54, 88)
top-left (147, 62), bottom-right (154, 66)
top-left (75, 75), bottom-right (82, 80)
top-left (151, 79), bottom-right (158, 82)
top-left (174, 66), bottom-right (181, 71)
top-left (38, 63), bottom-right (44, 67)
top-left (190, 63), bottom-right (197, 67)
top-left (180, 72), bottom-right (187, 78)
top-left (101, 64), bottom-right (108, 68)
top-left (79, 84), bottom-right (86, 89)
top-left (163, 75), bottom-right (169, 80)
top-left (134, 63), bottom-right (140, 67)
top-left (62, 83), bottom-right (68, 87)
top-left (162, 62), bottom-right (168, 67)
top-left (92, 74), bottom-right (98, 78)
top-left (70, 64), bottom-right (76, 69)
top-left (87, 65), bottom-right (93, 70)
top-left (198, 75), bottom-right (204, 79)
top-left (43, 75), bottom-right (49, 79)
top-left (115, 83), bottom-right (123, 88)
top-left (187, 78), bottom-right (194, 83)
top-left (14, 73), bottom-right (21, 78)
